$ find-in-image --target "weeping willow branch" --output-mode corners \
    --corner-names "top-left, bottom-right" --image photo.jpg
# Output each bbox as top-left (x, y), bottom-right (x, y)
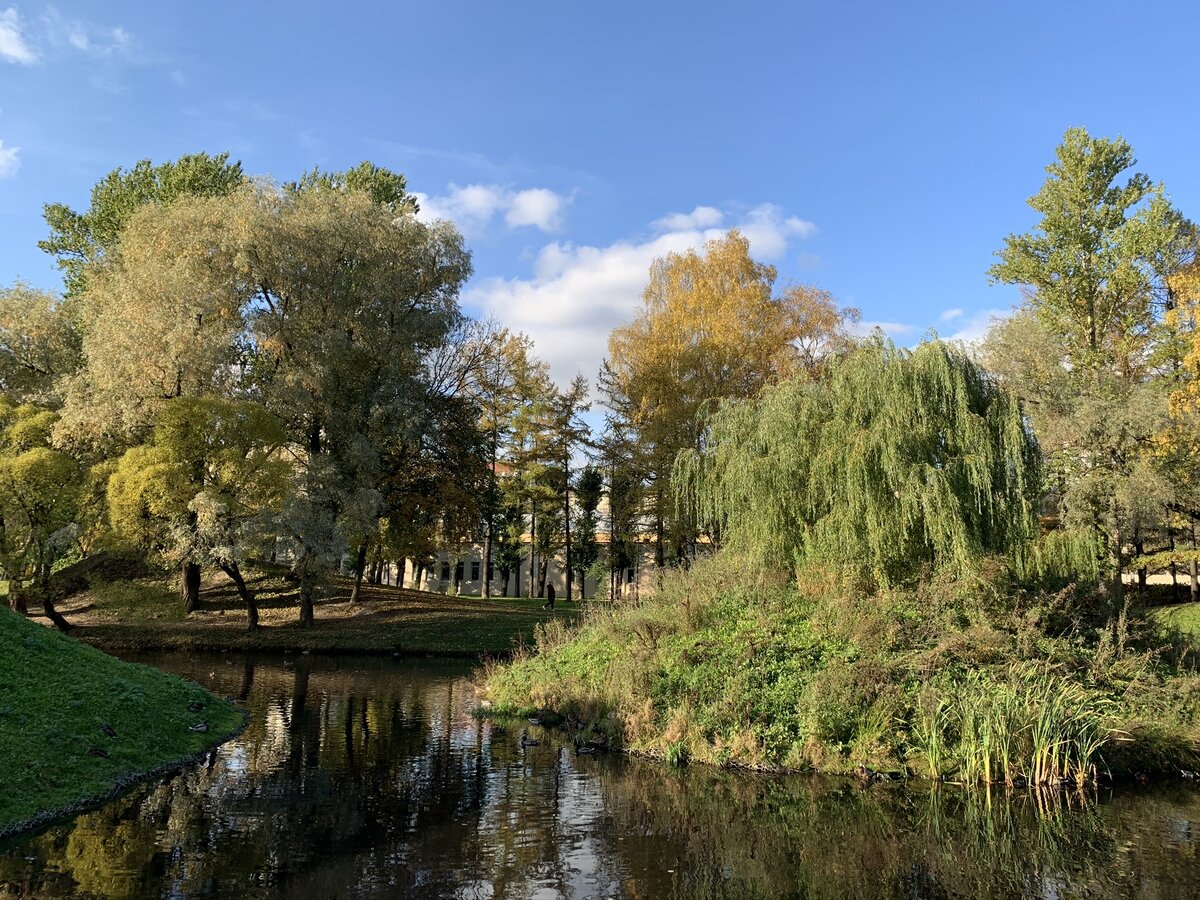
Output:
top-left (675, 338), bottom-right (1043, 588)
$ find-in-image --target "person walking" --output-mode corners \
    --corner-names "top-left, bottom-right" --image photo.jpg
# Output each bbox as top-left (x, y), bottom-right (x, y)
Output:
top-left (543, 583), bottom-right (556, 610)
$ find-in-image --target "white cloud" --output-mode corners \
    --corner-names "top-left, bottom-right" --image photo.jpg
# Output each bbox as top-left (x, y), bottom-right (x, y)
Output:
top-left (506, 188), bottom-right (565, 230)
top-left (65, 22), bottom-right (130, 57)
top-left (413, 183), bottom-right (569, 236)
top-left (945, 308), bottom-right (1008, 344)
top-left (854, 320), bottom-right (917, 340)
top-left (653, 206), bottom-right (723, 232)
top-left (738, 203), bottom-right (817, 259)
top-left (939, 307), bottom-right (964, 323)
top-left (0, 8), bottom-right (36, 63)
top-left (463, 203), bottom-right (818, 388)
top-left (0, 138), bottom-right (18, 177)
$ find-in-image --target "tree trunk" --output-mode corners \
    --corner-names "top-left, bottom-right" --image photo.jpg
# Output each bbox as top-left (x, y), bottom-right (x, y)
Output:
top-left (41, 591), bottom-right (72, 632)
top-left (181, 561), bottom-right (202, 613)
top-left (528, 503), bottom-right (537, 599)
top-left (1191, 521), bottom-right (1198, 603)
top-left (1169, 528), bottom-right (1179, 604)
top-left (221, 563), bottom-right (258, 631)
top-left (397, 561), bottom-right (406, 589)
top-left (563, 457), bottom-right (573, 602)
top-left (1136, 538), bottom-right (1146, 596)
top-left (8, 584), bottom-right (27, 615)
top-left (349, 542), bottom-right (368, 605)
top-left (483, 428), bottom-right (497, 599)
top-left (298, 570), bottom-right (316, 627)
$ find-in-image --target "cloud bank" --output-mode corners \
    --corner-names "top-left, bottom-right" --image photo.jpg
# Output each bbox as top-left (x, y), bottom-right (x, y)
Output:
top-left (413, 183), bottom-right (570, 236)
top-left (463, 203), bottom-right (818, 388)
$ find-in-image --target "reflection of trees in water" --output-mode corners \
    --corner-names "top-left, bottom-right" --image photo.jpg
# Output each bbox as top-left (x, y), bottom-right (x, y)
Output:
top-left (599, 762), bottom-right (1200, 900)
top-left (3, 656), bottom-right (1200, 899)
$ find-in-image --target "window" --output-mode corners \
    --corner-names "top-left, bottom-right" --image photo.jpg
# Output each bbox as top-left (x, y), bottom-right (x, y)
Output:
top-left (440, 562), bottom-right (450, 581)
top-left (470, 561), bottom-right (481, 581)
top-left (455, 562), bottom-right (464, 582)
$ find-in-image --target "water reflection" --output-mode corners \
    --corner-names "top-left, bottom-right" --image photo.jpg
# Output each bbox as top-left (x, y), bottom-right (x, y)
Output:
top-left (1, 653), bottom-right (1198, 899)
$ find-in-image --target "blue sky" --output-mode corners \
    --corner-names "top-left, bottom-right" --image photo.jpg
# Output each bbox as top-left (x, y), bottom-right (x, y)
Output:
top-left (2, 1), bottom-right (1199, 386)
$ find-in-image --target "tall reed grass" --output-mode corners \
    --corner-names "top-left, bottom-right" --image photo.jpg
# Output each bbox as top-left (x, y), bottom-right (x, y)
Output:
top-left (913, 665), bottom-right (1112, 786)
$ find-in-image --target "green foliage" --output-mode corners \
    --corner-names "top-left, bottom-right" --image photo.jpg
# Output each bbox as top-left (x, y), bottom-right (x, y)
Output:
top-left (40, 152), bottom-right (245, 297)
top-left (107, 397), bottom-right (289, 571)
top-left (0, 402), bottom-right (84, 602)
top-left (678, 339), bottom-right (1040, 588)
top-left (0, 283), bottom-right (82, 406)
top-left (486, 551), bottom-right (1200, 781)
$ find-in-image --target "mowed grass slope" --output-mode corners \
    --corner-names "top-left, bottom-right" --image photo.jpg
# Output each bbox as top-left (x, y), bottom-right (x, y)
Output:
top-left (0, 606), bottom-right (242, 832)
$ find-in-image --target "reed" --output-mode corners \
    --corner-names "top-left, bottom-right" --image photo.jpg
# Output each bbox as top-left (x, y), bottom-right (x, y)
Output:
top-left (917, 665), bottom-right (1113, 786)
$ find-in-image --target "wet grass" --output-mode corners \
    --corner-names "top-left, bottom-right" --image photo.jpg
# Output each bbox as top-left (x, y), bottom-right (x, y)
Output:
top-left (46, 570), bottom-right (580, 657)
top-left (0, 606), bottom-right (242, 832)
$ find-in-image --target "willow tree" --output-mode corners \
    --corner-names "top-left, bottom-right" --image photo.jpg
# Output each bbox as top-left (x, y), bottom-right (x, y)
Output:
top-left (604, 230), bottom-right (858, 570)
top-left (677, 339), bottom-right (1040, 588)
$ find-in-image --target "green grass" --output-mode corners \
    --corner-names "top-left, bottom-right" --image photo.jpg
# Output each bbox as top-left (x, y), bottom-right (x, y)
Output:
top-left (485, 556), bottom-right (1200, 783)
top-left (0, 606), bottom-right (242, 833)
top-left (1150, 602), bottom-right (1200, 639)
top-left (58, 571), bottom-right (580, 657)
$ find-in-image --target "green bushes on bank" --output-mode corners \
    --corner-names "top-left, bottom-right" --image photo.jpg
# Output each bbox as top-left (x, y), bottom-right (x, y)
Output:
top-left (483, 555), bottom-right (1200, 784)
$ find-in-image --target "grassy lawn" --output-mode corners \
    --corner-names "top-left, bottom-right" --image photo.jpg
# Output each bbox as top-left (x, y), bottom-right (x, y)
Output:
top-left (1150, 601), bottom-right (1200, 639)
top-left (44, 570), bottom-right (582, 657)
top-left (0, 606), bottom-right (242, 833)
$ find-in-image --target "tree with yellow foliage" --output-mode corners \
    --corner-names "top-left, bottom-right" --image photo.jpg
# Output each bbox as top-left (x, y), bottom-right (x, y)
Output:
top-left (603, 229), bottom-right (858, 569)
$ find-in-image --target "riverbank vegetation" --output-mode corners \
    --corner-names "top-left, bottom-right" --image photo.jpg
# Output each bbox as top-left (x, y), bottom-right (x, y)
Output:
top-left (0, 606), bottom-right (242, 833)
top-left (4, 129), bottom-right (1200, 786)
top-left (485, 129), bottom-right (1200, 785)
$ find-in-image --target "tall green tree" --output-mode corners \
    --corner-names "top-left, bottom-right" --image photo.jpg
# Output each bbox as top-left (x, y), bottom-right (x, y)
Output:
top-left (987, 129), bottom-right (1194, 597)
top-left (40, 152), bottom-right (244, 297)
top-left (570, 465), bottom-right (603, 599)
top-left (678, 339), bottom-right (1040, 589)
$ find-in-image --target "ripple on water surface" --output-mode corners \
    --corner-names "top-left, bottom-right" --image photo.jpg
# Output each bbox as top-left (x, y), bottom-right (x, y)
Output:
top-left (1, 652), bottom-right (1199, 899)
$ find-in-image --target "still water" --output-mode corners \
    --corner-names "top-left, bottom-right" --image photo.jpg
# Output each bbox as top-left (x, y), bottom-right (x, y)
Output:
top-left (2, 653), bottom-right (1199, 899)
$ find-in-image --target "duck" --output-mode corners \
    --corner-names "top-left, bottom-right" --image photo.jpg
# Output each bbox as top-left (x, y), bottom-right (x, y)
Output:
top-left (519, 730), bottom-right (539, 748)
top-left (527, 716), bottom-right (543, 726)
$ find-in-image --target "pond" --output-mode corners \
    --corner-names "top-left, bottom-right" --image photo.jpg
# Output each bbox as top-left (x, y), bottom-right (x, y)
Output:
top-left (1, 653), bottom-right (1199, 898)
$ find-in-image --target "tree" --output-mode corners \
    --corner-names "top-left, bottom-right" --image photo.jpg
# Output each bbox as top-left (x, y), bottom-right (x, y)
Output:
top-left (107, 397), bottom-right (289, 627)
top-left (40, 152), bottom-right (244, 297)
top-left (570, 466), bottom-right (604, 598)
top-left (604, 230), bottom-right (858, 571)
top-left (54, 194), bottom-right (249, 453)
top-left (0, 283), bottom-right (82, 406)
top-left (0, 402), bottom-right (84, 628)
top-left (987, 129), bottom-right (1194, 597)
top-left (677, 339), bottom-right (1040, 589)
top-left (989, 129), bottom-right (1188, 370)
top-left (232, 176), bottom-right (471, 624)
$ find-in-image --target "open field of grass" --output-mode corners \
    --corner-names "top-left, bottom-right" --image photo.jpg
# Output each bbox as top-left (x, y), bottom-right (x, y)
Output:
top-left (0, 606), bottom-right (242, 834)
top-left (35, 569), bottom-right (581, 657)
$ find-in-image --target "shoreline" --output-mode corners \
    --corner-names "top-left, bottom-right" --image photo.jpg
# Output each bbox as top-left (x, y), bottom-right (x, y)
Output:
top-left (0, 710), bottom-right (250, 845)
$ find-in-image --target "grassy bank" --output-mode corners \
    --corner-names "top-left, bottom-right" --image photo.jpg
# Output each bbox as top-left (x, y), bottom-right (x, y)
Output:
top-left (43, 569), bottom-right (578, 657)
top-left (483, 557), bottom-right (1200, 785)
top-left (0, 606), bottom-right (243, 835)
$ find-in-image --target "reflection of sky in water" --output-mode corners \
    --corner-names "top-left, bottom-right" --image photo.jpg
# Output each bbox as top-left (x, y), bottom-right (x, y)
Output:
top-left (1, 653), bottom-right (1199, 899)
